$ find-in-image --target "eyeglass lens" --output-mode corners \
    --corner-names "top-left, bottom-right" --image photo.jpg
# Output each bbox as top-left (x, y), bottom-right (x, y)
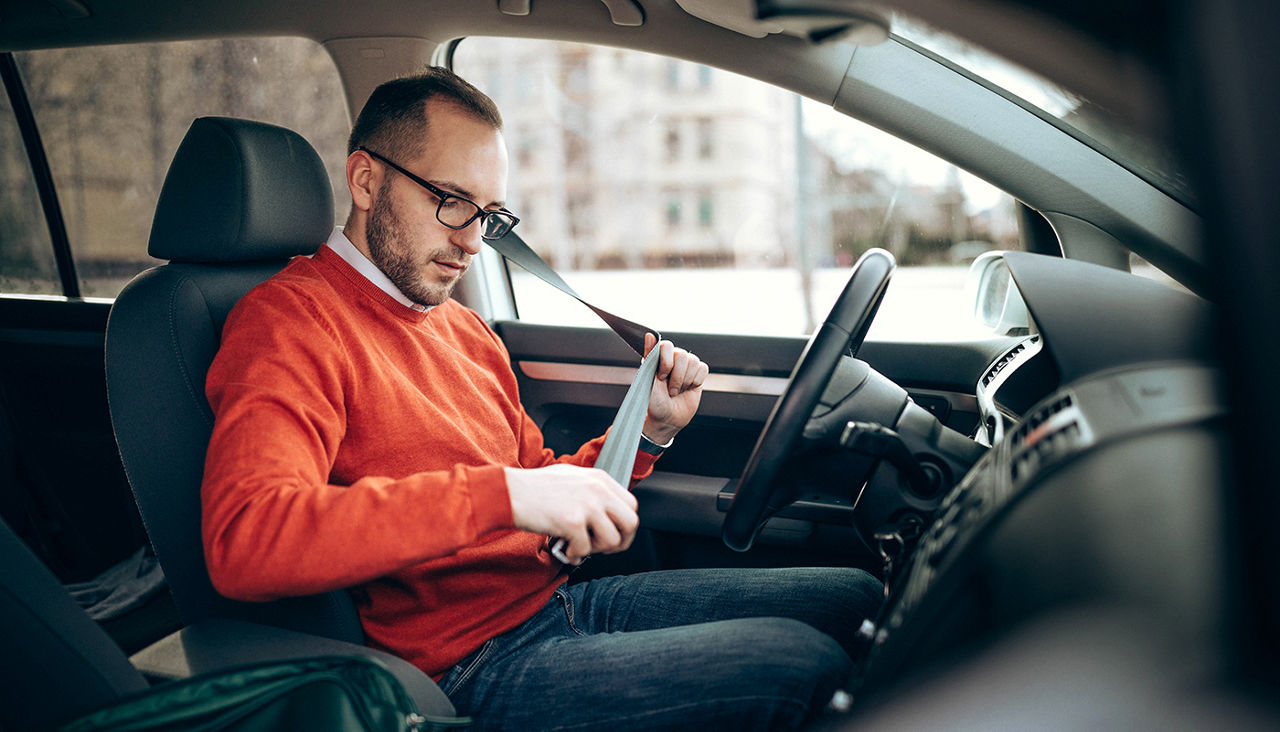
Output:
top-left (435, 196), bottom-right (515, 240)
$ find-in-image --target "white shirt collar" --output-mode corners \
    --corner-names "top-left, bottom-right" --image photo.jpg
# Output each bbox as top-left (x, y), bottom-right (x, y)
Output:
top-left (325, 227), bottom-right (433, 313)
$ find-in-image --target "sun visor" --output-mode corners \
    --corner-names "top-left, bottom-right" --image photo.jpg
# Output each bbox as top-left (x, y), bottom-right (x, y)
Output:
top-left (675, 0), bottom-right (889, 44)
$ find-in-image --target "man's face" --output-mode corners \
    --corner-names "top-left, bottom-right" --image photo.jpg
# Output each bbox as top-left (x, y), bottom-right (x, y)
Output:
top-left (365, 101), bottom-right (509, 307)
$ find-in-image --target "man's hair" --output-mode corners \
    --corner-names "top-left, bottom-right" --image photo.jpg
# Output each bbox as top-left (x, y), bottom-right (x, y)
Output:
top-left (347, 66), bottom-right (503, 161)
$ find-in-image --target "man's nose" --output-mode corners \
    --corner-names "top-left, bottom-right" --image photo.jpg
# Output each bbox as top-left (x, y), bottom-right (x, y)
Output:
top-left (450, 218), bottom-right (484, 255)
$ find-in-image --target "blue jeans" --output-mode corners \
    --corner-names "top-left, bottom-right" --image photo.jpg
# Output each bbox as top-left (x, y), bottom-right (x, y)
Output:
top-left (437, 566), bottom-right (883, 730)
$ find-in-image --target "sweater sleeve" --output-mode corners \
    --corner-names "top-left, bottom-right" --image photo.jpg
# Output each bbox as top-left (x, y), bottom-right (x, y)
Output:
top-left (515, 416), bottom-right (659, 485)
top-left (201, 287), bottom-right (513, 603)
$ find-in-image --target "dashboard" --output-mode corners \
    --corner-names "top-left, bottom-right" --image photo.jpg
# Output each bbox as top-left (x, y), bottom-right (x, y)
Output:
top-left (971, 252), bottom-right (1213, 445)
top-left (853, 253), bottom-right (1225, 696)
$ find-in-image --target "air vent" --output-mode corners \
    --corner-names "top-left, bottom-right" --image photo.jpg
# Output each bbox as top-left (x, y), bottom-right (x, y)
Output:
top-left (1010, 392), bottom-right (1072, 449)
top-left (1009, 393), bottom-right (1089, 483)
top-left (982, 336), bottom-right (1039, 387)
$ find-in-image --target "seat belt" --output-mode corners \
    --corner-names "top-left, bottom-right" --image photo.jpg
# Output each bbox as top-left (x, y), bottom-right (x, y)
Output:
top-left (486, 232), bottom-right (663, 563)
top-left (487, 231), bottom-right (656, 357)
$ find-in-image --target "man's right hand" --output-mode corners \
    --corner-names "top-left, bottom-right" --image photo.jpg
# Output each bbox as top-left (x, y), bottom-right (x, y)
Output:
top-left (505, 464), bottom-right (639, 565)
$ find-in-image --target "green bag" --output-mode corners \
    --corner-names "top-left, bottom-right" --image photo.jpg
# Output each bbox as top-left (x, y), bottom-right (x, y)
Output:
top-left (59, 656), bottom-right (469, 731)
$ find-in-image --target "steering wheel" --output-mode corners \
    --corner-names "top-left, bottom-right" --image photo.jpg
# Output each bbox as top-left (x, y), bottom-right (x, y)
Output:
top-left (722, 248), bottom-right (896, 552)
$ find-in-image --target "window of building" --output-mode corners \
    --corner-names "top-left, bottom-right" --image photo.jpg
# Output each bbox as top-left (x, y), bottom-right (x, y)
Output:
top-left (698, 191), bottom-right (714, 228)
top-left (454, 38), bottom-right (1020, 340)
top-left (666, 197), bottom-right (682, 229)
top-left (697, 64), bottom-right (713, 89)
top-left (697, 118), bottom-right (714, 160)
top-left (517, 137), bottom-right (535, 168)
top-left (665, 124), bottom-right (681, 162)
top-left (665, 60), bottom-right (680, 90)
top-left (11, 38), bottom-right (349, 298)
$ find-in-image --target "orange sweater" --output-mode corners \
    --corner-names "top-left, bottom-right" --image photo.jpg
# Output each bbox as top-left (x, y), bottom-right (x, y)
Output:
top-left (202, 244), bottom-right (657, 677)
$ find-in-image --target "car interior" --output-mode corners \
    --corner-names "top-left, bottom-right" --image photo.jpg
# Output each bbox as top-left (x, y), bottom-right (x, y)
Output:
top-left (2, 0), bottom-right (1278, 728)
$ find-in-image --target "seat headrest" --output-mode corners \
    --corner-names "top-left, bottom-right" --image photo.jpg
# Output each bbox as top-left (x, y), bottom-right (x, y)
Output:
top-left (148, 117), bottom-right (335, 263)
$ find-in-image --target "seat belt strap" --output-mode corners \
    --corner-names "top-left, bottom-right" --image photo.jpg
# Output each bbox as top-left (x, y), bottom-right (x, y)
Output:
top-left (593, 349), bottom-right (661, 484)
top-left (487, 231), bottom-right (661, 486)
top-left (488, 232), bottom-right (657, 357)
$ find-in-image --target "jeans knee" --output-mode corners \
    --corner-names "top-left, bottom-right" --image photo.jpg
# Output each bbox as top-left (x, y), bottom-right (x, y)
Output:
top-left (717, 617), bottom-right (851, 728)
top-left (754, 616), bottom-right (851, 672)
top-left (741, 618), bottom-right (851, 690)
top-left (842, 567), bottom-right (886, 607)
top-left (797, 566), bottom-right (884, 611)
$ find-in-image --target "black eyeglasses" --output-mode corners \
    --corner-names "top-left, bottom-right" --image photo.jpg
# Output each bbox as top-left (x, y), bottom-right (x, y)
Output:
top-left (357, 146), bottom-right (520, 240)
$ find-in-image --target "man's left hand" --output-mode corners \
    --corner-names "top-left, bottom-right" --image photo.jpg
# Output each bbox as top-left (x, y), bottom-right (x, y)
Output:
top-left (642, 334), bottom-right (708, 445)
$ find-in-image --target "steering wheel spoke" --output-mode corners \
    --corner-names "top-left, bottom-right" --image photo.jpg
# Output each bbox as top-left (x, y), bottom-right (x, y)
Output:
top-left (723, 248), bottom-right (896, 552)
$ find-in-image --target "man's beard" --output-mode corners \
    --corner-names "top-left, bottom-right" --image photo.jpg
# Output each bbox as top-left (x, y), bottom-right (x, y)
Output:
top-left (365, 182), bottom-right (465, 307)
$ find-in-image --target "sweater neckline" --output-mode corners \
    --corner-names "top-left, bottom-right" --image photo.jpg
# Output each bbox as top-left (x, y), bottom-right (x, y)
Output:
top-left (312, 245), bottom-right (435, 325)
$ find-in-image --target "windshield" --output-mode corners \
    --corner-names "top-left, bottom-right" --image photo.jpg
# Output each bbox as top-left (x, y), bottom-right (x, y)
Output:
top-left (892, 18), bottom-right (1194, 208)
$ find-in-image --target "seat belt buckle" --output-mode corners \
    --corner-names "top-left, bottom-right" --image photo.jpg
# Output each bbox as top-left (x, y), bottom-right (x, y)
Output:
top-left (548, 537), bottom-right (589, 566)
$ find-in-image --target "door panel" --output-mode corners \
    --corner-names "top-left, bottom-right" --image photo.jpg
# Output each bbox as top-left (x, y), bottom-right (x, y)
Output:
top-left (0, 297), bottom-right (145, 581)
top-left (495, 320), bottom-right (1013, 576)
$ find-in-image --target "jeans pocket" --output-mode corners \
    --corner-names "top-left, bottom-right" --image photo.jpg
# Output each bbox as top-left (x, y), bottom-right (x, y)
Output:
top-left (441, 638), bottom-right (495, 698)
top-left (556, 586), bottom-right (587, 636)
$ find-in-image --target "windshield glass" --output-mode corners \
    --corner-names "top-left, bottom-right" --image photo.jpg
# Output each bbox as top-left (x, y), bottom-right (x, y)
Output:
top-left (893, 18), bottom-right (1194, 207)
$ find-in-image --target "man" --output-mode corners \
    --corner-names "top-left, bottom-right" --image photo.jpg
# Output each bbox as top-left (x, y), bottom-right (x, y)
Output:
top-left (202, 67), bottom-right (882, 730)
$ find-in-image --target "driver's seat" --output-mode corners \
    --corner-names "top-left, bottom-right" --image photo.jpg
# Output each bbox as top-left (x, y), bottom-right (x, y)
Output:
top-left (106, 116), bottom-right (457, 718)
top-left (104, 116), bottom-right (359, 642)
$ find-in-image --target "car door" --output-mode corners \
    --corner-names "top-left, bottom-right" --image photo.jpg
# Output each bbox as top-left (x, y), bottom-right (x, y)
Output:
top-left (498, 321), bottom-right (1010, 579)
top-left (450, 37), bottom-right (1021, 579)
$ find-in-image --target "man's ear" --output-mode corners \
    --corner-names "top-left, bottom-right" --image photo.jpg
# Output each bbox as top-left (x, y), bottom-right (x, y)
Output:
top-left (347, 149), bottom-right (378, 213)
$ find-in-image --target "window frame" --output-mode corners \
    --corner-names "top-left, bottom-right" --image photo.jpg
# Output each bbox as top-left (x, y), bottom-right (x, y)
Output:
top-left (1, 52), bottom-right (79, 299)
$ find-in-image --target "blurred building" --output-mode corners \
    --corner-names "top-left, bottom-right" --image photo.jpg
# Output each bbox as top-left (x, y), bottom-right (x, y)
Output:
top-left (465, 39), bottom-right (1019, 272)
top-left (466, 41), bottom-right (799, 270)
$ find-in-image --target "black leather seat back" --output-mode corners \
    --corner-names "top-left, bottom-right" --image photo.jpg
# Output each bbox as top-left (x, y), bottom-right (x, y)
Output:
top-left (105, 117), bottom-right (364, 643)
top-left (0, 516), bottom-right (147, 729)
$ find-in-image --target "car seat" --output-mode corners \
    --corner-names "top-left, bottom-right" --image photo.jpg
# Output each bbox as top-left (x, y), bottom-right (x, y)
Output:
top-left (0, 514), bottom-right (149, 729)
top-left (105, 115), bottom-right (362, 641)
top-left (102, 118), bottom-right (457, 718)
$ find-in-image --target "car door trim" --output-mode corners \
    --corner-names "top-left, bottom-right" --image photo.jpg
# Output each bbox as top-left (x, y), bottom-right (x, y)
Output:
top-left (518, 360), bottom-right (787, 396)
top-left (516, 359), bottom-right (979, 411)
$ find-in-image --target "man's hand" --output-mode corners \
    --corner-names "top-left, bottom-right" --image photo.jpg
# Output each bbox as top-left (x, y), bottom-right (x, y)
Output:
top-left (506, 464), bottom-right (639, 565)
top-left (642, 334), bottom-right (709, 445)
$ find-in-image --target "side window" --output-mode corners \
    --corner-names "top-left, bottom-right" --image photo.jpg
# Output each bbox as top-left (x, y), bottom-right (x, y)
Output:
top-left (0, 80), bottom-right (59, 296)
top-left (11, 38), bottom-right (350, 298)
top-left (454, 38), bottom-right (1021, 341)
